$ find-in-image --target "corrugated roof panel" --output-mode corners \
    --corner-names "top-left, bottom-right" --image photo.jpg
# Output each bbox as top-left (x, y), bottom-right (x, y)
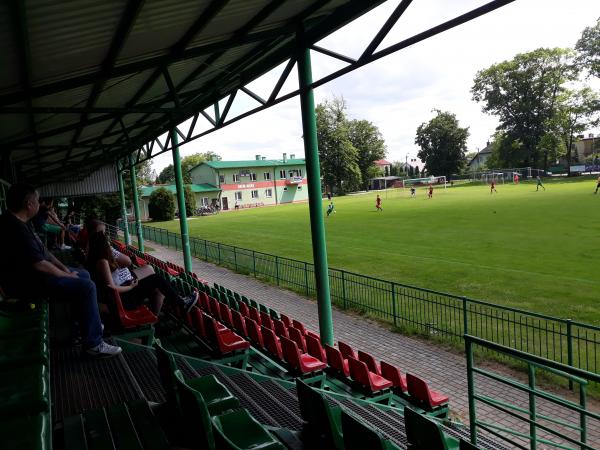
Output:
top-left (33, 84), bottom-right (92, 108)
top-left (28, 0), bottom-right (123, 85)
top-left (0, 2), bottom-right (20, 94)
top-left (35, 112), bottom-right (80, 133)
top-left (38, 164), bottom-right (119, 196)
top-left (38, 129), bottom-right (77, 146)
top-left (95, 71), bottom-right (155, 107)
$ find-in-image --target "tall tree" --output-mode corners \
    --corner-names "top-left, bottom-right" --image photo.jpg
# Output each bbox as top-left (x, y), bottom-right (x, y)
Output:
top-left (576, 18), bottom-right (600, 78)
top-left (415, 110), bottom-right (469, 178)
top-left (316, 97), bottom-right (362, 193)
top-left (472, 48), bottom-right (578, 167)
top-left (347, 119), bottom-right (387, 190)
top-left (157, 151), bottom-right (221, 184)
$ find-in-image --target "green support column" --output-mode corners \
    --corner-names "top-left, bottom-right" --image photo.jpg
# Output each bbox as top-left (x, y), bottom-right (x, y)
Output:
top-left (117, 167), bottom-right (131, 245)
top-left (297, 36), bottom-right (334, 346)
top-left (128, 153), bottom-right (144, 252)
top-left (171, 127), bottom-right (193, 273)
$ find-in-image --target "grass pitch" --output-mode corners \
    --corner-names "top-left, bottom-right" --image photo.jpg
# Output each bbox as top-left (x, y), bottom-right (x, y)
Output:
top-left (149, 177), bottom-right (600, 325)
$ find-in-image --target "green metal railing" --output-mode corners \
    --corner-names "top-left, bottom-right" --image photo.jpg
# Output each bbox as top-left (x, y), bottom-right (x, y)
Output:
top-left (465, 335), bottom-right (600, 450)
top-left (122, 222), bottom-right (600, 380)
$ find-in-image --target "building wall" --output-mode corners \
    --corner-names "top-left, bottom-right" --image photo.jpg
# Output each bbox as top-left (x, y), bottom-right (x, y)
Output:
top-left (191, 164), bottom-right (218, 185)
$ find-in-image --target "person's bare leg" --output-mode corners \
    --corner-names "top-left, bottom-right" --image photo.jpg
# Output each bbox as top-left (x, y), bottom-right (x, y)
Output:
top-left (149, 289), bottom-right (164, 315)
top-left (59, 229), bottom-right (65, 246)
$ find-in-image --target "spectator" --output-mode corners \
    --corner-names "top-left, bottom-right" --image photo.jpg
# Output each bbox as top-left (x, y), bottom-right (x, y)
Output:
top-left (0, 183), bottom-right (121, 357)
top-left (32, 197), bottom-right (70, 250)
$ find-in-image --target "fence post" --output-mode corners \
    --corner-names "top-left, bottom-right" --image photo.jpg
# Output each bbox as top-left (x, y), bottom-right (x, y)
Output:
top-left (233, 246), bottom-right (238, 271)
top-left (304, 262), bottom-right (309, 296)
top-left (463, 297), bottom-right (469, 336)
top-left (567, 319), bottom-right (574, 390)
top-left (275, 256), bottom-right (280, 286)
top-left (465, 338), bottom-right (477, 447)
top-left (580, 382), bottom-right (588, 448)
top-left (391, 282), bottom-right (397, 327)
top-left (217, 242), bottom-right (221, 264)
top-left (341, 270), bottom-right (347, 310)
top-left (252, 250), bottom-right (257, 277)
top-left (204, 239), bottom-right (208, 261)
top-left (528, 364), bottom-right (537, 450)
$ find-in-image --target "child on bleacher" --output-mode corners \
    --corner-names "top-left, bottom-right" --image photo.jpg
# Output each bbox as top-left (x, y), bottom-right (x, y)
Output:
top-left (87, 231), bottom-right (198, 315)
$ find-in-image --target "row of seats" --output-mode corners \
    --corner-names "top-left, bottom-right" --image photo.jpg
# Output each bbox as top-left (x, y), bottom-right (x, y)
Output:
top-left (297, 379), bottom-right (478, 450)
top-left (0, 301), bottom-right (51, 450)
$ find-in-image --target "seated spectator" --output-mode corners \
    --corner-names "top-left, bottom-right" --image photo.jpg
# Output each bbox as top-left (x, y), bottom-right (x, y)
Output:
top-left (33, 197), bottom-right (70, 250)
top-left (87, 231), bottom-right (198, 315)
top-left (0, 183), bottom-right (121, 357)
top-left (65, 210), bottom-right (81, 235)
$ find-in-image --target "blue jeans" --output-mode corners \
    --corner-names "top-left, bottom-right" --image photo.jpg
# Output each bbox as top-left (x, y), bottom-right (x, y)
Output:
top-left (44, 267), bottom-right (103, 349)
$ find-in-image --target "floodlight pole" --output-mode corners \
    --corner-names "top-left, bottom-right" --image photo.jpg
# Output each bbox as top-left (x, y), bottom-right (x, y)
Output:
top-left (297, 29), bottom-right (334, 346)
top-left (117, 166), bottom-right (131, 245)
top-left (128, 153), bottom-right (144, 252)
top-left (170, 126), bottom-right (193, 273)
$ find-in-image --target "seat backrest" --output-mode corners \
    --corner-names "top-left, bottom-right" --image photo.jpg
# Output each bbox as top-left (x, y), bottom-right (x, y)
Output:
top-left (406, 373), bottom-right (430, 406)
top-left (292, 319), bottom-right (306, 335)
top-left (198, 292), bottom-right (210, 311)
top-left (273, 319), bottom-right (289, 338)
top-left (260, 311), bottom-right (273, 330)
top-left (280, 313), bottom-right (292, 327)
top-left (203, 313), bottom-right (220, 343)
top-left (404, 406), bottom-right (448, 450)
top-left (190, 306), bottom-right (207, 338)
top-left (249, 307), bottom-right (261, 324)
top-left (380, 361), bottom-right (405, 390)
top-left (341, 410), bottom-right (390, 450)
top-left (338, 341), bottom-right (357, 360)
top-left (358, 350), bottom-right (380, 374)
top-left (348, 357), bottom-right (371, 387)
top-left (154, 340), bottom-right (178, 406)
top-left (219, 303), bottom-right (233, 327)
top-left (306, 334), bottom-right (326, 362)
top-left (244, 317), bottom-right (263, 347)
top-left (208, 296), bottom-right (221, 318)
top-left (280, 336), bottom-right (301, 369)
top-left (238, 301), bottom-right (250, 317)
top-left (288, 326), bottom-right (306, 353)
top-left (231, 310), bottom-right (247, 336)
top-left (173, 370), bottom-right (215, 450)
top-left (261, 326), bottom-right (282, 359)
top-left (325, 345), bottom-right (347, 376)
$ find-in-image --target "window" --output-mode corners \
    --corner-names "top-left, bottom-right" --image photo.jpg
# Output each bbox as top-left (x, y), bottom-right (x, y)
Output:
top-left (219, 175), bottom-right (225, 183)
top-left (263, 172), bottom-right (271, 180)
top-left (251, 190), bottom-right (259, 199)
top-left (250, 173), bottom-right (257, 181)
top-left (297, 186), bottom-right (302, 190)
top-left (298, 169), bottom-right (302, 177)
top-left (233, 174), bottom-right (240, 182)
top-left (283, 187), bottom-right (288, 191)
top-left (279, 170), bottom-right (286, 179)
top-left (201, 197), bottom-right (209, 206)
top-left (234, 191), bottom-right (242, 201)
top-left (265, 189), bottom-right (272, 198)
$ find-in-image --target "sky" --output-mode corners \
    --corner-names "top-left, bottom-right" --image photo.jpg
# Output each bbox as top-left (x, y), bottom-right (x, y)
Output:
top-left (149, 0), bottom-right (600, 174)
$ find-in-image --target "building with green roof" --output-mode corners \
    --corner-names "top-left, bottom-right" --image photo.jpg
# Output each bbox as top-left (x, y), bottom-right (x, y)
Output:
top-left (190, 154), bottom-right (307, 210)
top-left (139, 183), bottom-right (221, 219)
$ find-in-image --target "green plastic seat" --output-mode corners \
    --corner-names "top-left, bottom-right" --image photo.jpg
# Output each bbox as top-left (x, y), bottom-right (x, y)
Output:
top-left (0, 413), bottom-right (50, 450)
top-left (259, 304), bottom-right (270, 315)
top-left (404, 407), bottom-right (459, 450)
top-left (0, 333), bottom-right (48, 369)
top-left (212, 409), bottom-right (285, 450)
top-left (233, 292), bottom-right (241, 301)
top-left (296, 379), bottom-right (343, 450)
top-left (127, 399), bottom-right (171, 450)
top-left (0, 364), bottom-right (49, 417)
top-left (341, 410), bottom-right (401, 450)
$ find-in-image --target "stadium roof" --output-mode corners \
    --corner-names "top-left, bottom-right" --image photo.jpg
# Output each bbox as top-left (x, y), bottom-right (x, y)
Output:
top-left (196, 158), bottom-right (306, 170)
top-left (140, 183), bottom-right (220, 197)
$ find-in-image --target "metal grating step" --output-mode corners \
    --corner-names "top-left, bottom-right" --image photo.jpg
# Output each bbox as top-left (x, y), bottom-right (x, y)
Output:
top-left (51, 345), bottom-right (144, 423)
top-left (174, 354), bottom-right (201, 379)
top-left (122, 349), bottom-right (166, 404)
top-left (229, 373), bottom-right (303, 431)
top-left (194, 365), bottom-right (279, 428)
top-left (260, 380), bottom-right (304, 420)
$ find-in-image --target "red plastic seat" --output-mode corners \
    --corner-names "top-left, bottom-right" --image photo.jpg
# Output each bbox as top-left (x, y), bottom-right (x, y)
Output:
top-left (280, 313), bottom-right (292, 328)
top-left (248, 307), bottom-right (261, 325)
top-left (380, 361), bottom-right (407, 392)
top-left (358, 350), bottom-right (381, 375)
top-left (306, 330), bottom-right (320, 341)
top-left (231, 310), bottom-right (247, 337)
top-left (325, 345), bottom-right (350, 377)
top-left (260, 312), bottom-right (274, 330)
top-left (133, 255), bottom-right (148, 267)
top-left (219, 303), bottom-right (234, 328)
top-left (273, 319), bottom-right (289, 338)
top-left (305, 334), bottom-right (327, 363)
top-left (198, 292), bottom-right (210, 311)
top-left (406, 374), bottom-right (449, 409)
top-left (190, 306), bottom-right (207, 338)
top-left (288, 326), bottom-right (307, 353)
top-left (244, 317), bottom-right (263, 348)
top-left (338, 341), bottom-right (357, 360)
top-left (347, 357), bottom-right (393, 393)
top-left (208, 296), bottom-right (221, 319)
top-left (280, 337), bottom-right (326, 374)
top-left (238, 302), bottom-right (250, 318)
top-left (107, 286), bottom-right (157, 329)
top-left (205, 315), bottom-right (250, 354)
top-left (261, 326), bottom-right (283, 360)
top-left (292, 319), bottom-right (307, 335)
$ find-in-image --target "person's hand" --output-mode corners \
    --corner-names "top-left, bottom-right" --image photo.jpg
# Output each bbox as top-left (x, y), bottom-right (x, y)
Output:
top-left (66, 270), bottom-right (79, 278)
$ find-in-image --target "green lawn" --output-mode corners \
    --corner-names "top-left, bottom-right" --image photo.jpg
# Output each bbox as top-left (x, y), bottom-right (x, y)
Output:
top-left (149, 177), bottom-right (600, 325)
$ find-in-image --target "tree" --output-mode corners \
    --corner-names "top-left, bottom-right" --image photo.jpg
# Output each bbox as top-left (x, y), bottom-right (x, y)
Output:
top-left (485, 132), bottom-right (525, 169)
top-left (472, 48), bottom-right (578, 167)
top-left (148, 188), bottom-right (175, 221)
top-left (347, 119), bottom-right (387, 190)
top-left (576, 18), bottom-right (600, 78)
top-left (184, 185), bottom-right (195, 217)
top-left (157, 165), bottom-right (175, 184)
top-left (316, 97), bottom-right (362, 193)
top-left (157, 151), bottom-right (221, 184)
top-left (415, 110), bottom-right (469, 178)
top-left (549, 88), bottom-right (599, 174)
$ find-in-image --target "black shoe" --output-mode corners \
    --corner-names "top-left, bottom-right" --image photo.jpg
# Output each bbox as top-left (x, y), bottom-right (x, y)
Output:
top-left (182, 291), bottom-right (199, 313)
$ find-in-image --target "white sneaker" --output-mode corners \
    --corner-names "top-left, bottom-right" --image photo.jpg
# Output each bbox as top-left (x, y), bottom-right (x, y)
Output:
top-left (60, 244), bottom-right (72, 250)
top-left (86, 341), bottom-right (122, 358)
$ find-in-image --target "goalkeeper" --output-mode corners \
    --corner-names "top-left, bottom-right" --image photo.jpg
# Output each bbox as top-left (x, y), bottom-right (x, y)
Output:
top-left (326, 202), bottom-right (336, 217)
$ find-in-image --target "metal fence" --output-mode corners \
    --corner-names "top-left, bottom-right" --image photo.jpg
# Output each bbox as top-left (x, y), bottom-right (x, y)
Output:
top-left (124, 222), bottom-right (600, 377)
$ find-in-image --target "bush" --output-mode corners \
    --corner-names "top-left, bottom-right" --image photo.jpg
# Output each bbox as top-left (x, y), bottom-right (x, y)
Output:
top-left (184, 185), bottom-right (195, 217)
top-left (148, 188), bottom-right (175, 221)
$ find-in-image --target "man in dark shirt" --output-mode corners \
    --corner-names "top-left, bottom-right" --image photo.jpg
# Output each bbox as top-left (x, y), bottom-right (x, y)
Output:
top-left (0, 183), bottom-right (121, 357)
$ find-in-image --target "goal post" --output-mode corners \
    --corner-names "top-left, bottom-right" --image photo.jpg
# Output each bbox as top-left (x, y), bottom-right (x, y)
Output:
top-left (401, 176), bottom-right (447, 189)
